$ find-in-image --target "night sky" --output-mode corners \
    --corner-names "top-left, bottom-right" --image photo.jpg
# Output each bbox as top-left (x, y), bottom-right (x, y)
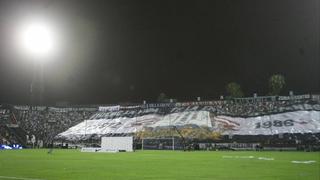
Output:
top-left (0, 0), bottom-right (319, 105)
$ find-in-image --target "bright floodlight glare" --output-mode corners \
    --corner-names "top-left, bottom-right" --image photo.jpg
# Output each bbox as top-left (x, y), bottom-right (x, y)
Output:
top-left (20, 21), bottom-right (55, 57)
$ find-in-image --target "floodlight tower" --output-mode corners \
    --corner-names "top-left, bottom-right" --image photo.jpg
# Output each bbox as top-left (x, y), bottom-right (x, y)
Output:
top-left (18, 21), bottom-right (56, 106)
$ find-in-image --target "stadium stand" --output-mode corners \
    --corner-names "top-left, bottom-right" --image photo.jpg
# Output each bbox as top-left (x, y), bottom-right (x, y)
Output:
top-left (0, 94), bottom-right (319, 150)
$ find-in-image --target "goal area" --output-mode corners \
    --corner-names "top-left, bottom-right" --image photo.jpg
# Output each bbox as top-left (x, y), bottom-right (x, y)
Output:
top-left (141, 137), bottom-right (184, 150)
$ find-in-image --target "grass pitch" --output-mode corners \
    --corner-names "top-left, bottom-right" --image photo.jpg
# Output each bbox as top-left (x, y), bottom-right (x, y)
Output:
top-left (0, 149), bottom-right (319, 180)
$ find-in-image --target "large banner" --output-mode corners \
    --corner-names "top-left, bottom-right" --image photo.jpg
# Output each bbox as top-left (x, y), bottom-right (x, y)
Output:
top-left (57, 110), bottom-right (320, 140)
top-left (57, 111), bottom-right (211, 140)
top-left (214, 111), bottom-right (320, 135)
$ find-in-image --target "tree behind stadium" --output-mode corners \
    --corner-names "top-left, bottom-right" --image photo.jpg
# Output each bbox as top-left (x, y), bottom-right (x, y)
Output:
top-left (269, 74), bottom-right (286, 95)
top-left (226, 82), bottom-right (244, 98)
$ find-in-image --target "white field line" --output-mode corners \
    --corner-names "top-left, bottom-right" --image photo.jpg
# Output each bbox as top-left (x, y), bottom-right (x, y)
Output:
top-left (222, 155), bottom-right (317, 164)
top-left (291, 160), bottom-right (317, 164)
top-left (258, 157), bottom-right (274, 161)
top-left (0, 176), bottom-right (45, 180)
top-left (222, 155), bottom-right (254, 159)
top-left (222, 155), bottom-right (274, 160)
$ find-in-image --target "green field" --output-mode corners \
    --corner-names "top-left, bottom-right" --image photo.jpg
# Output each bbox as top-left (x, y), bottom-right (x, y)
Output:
top-left (0, 149), bottom-right (319, 180)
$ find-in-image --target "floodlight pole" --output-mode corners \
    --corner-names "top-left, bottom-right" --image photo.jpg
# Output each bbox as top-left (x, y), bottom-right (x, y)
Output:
top-left (29, 59), bottom-right (45, 107)
top-left (39, 61), bottom-right (45, 105)
top-left (29, 60), bottom-right (35, 108)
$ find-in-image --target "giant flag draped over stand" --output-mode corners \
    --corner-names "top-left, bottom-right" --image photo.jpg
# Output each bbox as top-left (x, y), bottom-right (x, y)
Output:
top-left (57, 109), bottom-right (320, 141)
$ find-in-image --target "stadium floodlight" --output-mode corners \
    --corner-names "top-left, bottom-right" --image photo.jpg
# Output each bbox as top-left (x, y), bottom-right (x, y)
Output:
top-left (16, 19), bottom-right (58, 106)
top-left (18, 21), bottom-right (56, 58)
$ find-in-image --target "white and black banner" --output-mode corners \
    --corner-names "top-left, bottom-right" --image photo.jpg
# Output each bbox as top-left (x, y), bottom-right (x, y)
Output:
top-left (57, 111), bottom-right (211, 140)
top-left (57, 110), bottom-right (320, 140)
top-left (214, 111), bottom-right (320, 135)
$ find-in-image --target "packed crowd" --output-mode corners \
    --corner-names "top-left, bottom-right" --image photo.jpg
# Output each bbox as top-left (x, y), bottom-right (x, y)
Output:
top-left (16, 110), bottom-right (94, 146)
top-left (0, 108), bottom-right (95, 146)
top-left (0, 109), bottom-right (13, 125)
top-left (0, 109), bottom-right (18, 144)
top-left (92, 98), bottom-right (319, 120)
top-left (216, 100), bottom-right (295, 116)
top-left (0, 126), bottom-right (19, 145)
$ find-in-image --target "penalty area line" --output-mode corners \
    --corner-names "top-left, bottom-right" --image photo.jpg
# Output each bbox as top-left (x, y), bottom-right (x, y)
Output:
top-left (0, 176), bottom-right (45, 180)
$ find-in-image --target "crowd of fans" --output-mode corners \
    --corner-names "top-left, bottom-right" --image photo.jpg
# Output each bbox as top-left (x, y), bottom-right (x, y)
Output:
top-left (0, 109), bottom-right (12, 124)
top-left (0, 109), bottom-right (18, 144)
top-left (0, 125), bottom-right (19, 145)
top-left (19, 110), bottom-right (94, 146)
top-left (0, 107), bottom-right (95, 146)
top-left (92, 98), bottom-right (319, 120)
top-left (215, 100), bottom-right (302, 116)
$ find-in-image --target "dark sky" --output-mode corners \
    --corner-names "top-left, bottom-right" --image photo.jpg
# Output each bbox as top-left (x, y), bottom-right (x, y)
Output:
top-left (0, 0), bottom-right (319, 105)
